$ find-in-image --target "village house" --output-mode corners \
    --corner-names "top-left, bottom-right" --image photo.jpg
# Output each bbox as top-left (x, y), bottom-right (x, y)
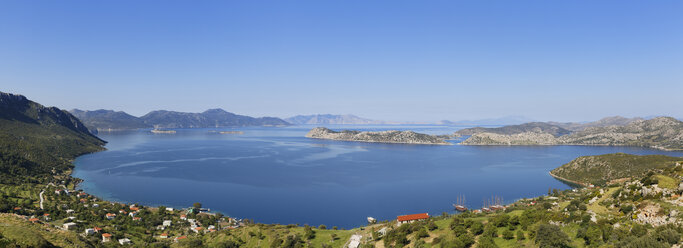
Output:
top-left (348, 234), bottom-right (362, 248)
top-left (174, 236), bottom-right (187, 242)
top-left (163, 220), bottom-right (172, 227)
top-left (180, 214), bottom-right (187, 220)
top-left (396, 213), bottom-right (429, 226)
top-left (106, 213), bottom-right (116, 220)
top-left (28, 218), bottom-right (39, 223)
top-left (129, 211), bottom-right (137, 217)
top-left (192, 226), bottom-right (204, 233)
top-left (66, 209), bottom-right (75, 214)
top-left (63, 222), bottom-right (77, 230)
top-left (160, 233), bottom-right (169, 239)
top-left (93, 227), bottom-right (102, 233)
top-left (54, 189), bottom-right (62, 195)
top-left (84, 228), bottom-right (95, 235)
top-left (43, 213), bottom-right (50, 221)
top-left (133, 217), bottom-right (141, 221)
top-left (118, 238), bottom-right (132, 245)
top-left (102, 233), bottom-right (112, 242)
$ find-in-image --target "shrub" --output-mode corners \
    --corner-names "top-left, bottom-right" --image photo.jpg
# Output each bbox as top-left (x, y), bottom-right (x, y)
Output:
top-left (502, 229), bottom-right (514, 240)
top-left (535, 224), bottom-right (570, 248)
top-left (516, 230), bottom-right (525, 240)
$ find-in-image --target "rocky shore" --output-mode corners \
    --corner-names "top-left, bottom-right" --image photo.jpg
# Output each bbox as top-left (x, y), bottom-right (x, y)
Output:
top-left (306, 127), bottom-right (452, 145)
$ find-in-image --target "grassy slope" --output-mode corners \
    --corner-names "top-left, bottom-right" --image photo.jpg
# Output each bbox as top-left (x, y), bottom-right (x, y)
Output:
top-left (0, 214), bottom-right (92, 248)
top-left (551, 153), bottom-right (681, 186)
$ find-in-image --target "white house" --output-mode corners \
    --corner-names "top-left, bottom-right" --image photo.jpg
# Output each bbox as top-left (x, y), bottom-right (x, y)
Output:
top-left (118, 238), bottom-right (132, 245)
top-left (63, 222), bottom-right (77, 230)
top-left (348, 234), bottom-right (362, 248)
top-left (102, 233), bottom-right (112, 242)
top-left (84, 228), bottom-right (95, 235)
top-left (163, 220), bottom-right (172, 227)
top-left (66, 209), bottom-right (75, 214)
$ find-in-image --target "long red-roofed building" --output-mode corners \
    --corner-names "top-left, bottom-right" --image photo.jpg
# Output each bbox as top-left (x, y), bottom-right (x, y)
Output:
top-left (396, 213), bottom-right (429, 225)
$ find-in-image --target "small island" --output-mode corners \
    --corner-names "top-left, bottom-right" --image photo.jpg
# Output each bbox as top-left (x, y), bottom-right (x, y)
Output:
top-left (305, 127), bottom-right (452, 145)
top-left (209, 131), bottom-right (244, 134)
top-left (150, 129), bottom-right (176, 134)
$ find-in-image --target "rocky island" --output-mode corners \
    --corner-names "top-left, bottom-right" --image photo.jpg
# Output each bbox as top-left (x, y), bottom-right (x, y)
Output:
top-left (306, 127), bottom-right (452, 145)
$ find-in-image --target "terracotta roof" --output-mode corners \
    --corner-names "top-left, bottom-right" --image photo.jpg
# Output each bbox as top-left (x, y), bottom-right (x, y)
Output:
top-left (175, 236), bottom-right (187, 240)
top-left (397, 213), bottom-right (429, 222)
top-left (13, 207), bottom-right (21, 210)
top-left (43, 213), bottom-right (50, 216)
top-left (29, 218), bottom-right (39, 222)
top-left (102, 233), bottom-right (112, 237)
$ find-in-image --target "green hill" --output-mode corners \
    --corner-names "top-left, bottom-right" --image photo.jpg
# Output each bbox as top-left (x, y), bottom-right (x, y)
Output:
top-left (550, 153), bottom-right (681, 186)
top-left (0, 91), bottom-right (105, 184)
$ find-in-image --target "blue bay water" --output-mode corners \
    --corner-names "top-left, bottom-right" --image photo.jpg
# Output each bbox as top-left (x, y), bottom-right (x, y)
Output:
top-left (73, 125), bottom-right (683, 228)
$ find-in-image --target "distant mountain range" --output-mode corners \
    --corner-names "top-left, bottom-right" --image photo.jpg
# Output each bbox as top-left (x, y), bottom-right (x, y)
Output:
top-left (70, 109), bottom-right (148, 131)
top-left (285, 114), bottom-right (537, 126)
top-left (285, 114), bottom-right (392, 125)
top-left (70, 108), bottom-right (289, 132)
top-left (438, 115), bottom-right (536, 126)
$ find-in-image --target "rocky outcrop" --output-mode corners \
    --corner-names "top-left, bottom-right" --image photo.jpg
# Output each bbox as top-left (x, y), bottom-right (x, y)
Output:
top-left (306, 127), bottom-right (451, 145)
top-left (459, 117), bottom-right (683, 150)
top-left (461, 132), bottom-right (558, 145)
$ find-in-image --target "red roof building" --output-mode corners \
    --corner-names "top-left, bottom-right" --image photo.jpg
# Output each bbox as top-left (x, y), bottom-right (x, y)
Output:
top-left (102, 233), bottom-right (112, 242)
top-left (396, 213), bottom-right (429, 225)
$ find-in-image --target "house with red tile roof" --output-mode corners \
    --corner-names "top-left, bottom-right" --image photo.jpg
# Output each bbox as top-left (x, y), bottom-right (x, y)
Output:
top-left (102, 233), bottom-right (112, 242)
top-left (174, 236), bottom-right (187, 242)
top-left (396, 213), bottom-right (429, 225)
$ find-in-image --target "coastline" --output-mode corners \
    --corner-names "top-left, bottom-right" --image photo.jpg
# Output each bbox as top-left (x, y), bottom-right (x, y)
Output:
top-left (548, 171), bottom-right (588, 187)
top-left (306, 136), bottom-right (453, 145)
top-left (457, 142), bottom-right (682, 151)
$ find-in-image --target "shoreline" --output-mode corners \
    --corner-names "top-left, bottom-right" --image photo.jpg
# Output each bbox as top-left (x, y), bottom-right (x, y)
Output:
top-left (548, 171), bottom-right (588, 187)
top-left (306, 137), bottom-right (453, 145)
top-left (456, 143), bottom-right (682, 151)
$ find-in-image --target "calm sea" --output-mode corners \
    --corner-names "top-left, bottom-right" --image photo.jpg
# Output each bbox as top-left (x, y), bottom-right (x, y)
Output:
top-left (73, 125), bottom-right (683, 228)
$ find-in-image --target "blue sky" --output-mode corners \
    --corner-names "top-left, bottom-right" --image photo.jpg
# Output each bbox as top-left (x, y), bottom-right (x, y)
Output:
top-left (1, 1), bottom-right (682, 122)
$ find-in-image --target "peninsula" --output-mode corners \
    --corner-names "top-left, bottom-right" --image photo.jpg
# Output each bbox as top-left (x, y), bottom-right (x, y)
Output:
top-left (306, 127), bottom-right (451, 145)
top-left (455, 117), bottom-right (683, 150)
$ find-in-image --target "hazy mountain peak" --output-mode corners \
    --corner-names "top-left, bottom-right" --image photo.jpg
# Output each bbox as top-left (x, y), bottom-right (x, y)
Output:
top-left (285, 114), bottom-right (387, 125)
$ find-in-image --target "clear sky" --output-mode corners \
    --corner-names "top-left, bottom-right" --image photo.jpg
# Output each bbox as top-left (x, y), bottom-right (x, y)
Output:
top-left (1, 1), bottom-right (682, 122)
